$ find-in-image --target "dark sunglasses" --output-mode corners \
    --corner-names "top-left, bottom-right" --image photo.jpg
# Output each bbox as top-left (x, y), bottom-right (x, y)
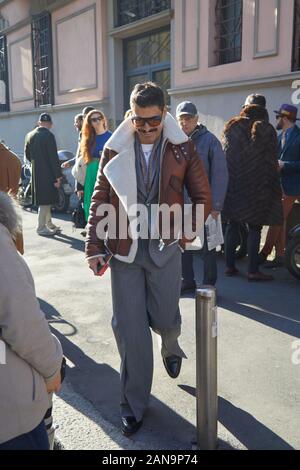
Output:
top-left (131, 115), bottom-right (162, 128)
top-left (91, 116), bottom-right (103, 123)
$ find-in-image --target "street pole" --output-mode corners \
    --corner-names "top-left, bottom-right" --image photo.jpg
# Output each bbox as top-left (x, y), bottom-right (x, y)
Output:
top-left (196, 287), bottom-right (218, 450)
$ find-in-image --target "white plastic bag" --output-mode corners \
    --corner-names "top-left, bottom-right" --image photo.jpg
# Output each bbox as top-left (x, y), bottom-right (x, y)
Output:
top-left (205, 214), bottom-right (224, 251)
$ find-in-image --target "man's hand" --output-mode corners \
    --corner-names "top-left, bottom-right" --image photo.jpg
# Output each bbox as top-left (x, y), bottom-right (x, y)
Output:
top-left (77, 190), bottom-right (84, 198)
top-left (61, 161), bottom-right (71, 169)
top-left (211, 210), bottom-right (220, 220)
top-left (88, 256), bottom-right (106, 276)
top-left (54, 178), bottom-right (62, 189)
top-left (278, 161), bottom-right (285, 172)
top-left (46, 371), bottom-right (62, 394)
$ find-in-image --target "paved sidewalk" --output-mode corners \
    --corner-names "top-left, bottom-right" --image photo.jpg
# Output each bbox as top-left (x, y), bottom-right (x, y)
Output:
top-left (22, 209), bottom-right (300, 450)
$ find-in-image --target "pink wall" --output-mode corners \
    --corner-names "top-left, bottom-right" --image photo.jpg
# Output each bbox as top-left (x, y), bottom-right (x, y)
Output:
top-left (0, 0), bottom-right (30, 28)
top-left (7, 24), bottom-right (34, 112)
top-left (52, 0), bottom-right (108, 106)
top-left (174, 0), bottom-right (295, 89)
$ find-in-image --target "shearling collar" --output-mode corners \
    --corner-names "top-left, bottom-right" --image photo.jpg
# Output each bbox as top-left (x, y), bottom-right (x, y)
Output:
top-left (105, 112), bottom-right (188, 153)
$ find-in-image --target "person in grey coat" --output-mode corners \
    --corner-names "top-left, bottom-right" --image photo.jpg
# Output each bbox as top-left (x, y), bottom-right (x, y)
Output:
top-left (0, 192), bottom-right (63, 450)
top-left (176, 101), bottom-right (228, 290)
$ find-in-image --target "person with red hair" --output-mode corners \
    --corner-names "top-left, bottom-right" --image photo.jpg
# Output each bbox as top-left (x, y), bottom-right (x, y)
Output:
top-left (80, 110), bottom-right (111, 220)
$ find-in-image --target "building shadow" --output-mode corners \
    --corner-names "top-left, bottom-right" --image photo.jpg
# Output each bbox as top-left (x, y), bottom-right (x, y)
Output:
top-left (185, 255), bottom-right (300, 338)
top-left (42, 232), bottom-right (85, 253)
top-left (179, 385), bottom-right (294, 450)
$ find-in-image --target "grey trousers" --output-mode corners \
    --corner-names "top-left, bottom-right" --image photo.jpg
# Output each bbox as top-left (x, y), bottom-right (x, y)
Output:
top-left (110, 239), bottom-right (185, 422)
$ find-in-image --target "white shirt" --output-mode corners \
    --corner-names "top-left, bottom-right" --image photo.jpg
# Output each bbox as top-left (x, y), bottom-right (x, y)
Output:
top-left (141, 144), bottom-right (154, 169)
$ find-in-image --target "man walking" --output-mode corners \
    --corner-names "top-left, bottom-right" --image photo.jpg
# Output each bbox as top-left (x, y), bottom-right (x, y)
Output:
top-left (24, 113), bottom-right (62, 237)
top-left (176, 101), bottom-right (228, 290)
top-left (0, 141), bottom-right (23, 253)
top-left (260, 104), bottom-right (300, 268)
top-left (85, 83), bottom-right (211, 436)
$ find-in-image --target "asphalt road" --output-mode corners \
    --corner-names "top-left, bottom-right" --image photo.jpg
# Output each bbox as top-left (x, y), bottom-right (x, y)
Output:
top-left (22, 208), bottom-right (300, 450)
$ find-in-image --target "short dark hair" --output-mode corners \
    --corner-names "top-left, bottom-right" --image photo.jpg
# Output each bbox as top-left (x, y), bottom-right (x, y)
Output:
top-left (130, 82), bottom-right (165, 111)
top-left (82, 106), bottom-right (95, 116)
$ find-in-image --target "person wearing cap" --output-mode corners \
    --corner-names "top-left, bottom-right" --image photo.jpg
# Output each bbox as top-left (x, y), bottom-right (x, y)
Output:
top-left (259, 104), bottom-right (300, 268)
top-left (24, 114), bottom-right (63, 237)
top-left (176, 101), bottom-right (228, 290)
top-left (222, 94), bottom-right (283, 281)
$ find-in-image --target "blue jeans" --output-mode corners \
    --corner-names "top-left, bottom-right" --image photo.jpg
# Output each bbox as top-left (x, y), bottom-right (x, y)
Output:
top-left (182, 235), bottom-right (217, 286)
top-left (0, 421), bottom-right (49, 450)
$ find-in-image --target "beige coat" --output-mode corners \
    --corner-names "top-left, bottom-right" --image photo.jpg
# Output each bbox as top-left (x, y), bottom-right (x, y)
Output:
top-left (0, 221), bottom-right (63, 444)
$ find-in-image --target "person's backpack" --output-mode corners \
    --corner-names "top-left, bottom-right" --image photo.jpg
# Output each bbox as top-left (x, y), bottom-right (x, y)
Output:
top-left (72, 198), bottom-right (86, 229)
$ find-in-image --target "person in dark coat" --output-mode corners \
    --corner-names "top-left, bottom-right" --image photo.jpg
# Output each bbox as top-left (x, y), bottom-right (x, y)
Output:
top-left (24, 113), bottom-right (62, 237)
top-left (259, 104), bottom-right (300, 268)
top-left (222, 94), bottom-right (283, 281)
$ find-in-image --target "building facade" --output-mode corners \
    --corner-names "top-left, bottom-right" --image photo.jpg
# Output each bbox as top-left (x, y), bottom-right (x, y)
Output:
top-left (0, 0), bottom-right (300, 156)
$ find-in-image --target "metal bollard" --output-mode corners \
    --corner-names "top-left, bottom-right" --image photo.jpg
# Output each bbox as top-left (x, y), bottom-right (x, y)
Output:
top-left (196, 287), bottom-right (218, 450)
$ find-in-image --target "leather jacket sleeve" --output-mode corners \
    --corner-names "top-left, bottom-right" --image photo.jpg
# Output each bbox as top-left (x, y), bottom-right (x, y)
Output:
top-left (85, 148), bottom-right (112, 259)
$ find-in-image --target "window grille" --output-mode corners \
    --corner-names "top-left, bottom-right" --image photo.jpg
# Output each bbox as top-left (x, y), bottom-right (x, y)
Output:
top-left (292, 0), bottom-right (300, 71)
top-left (31, 11), bottom-right (54, 107)
top-left (116, 0), bottom-right (171, 27)
top-left (215, 0), bottom-right (243, 65)
top-left (0, 35), bottom-right (9, 112)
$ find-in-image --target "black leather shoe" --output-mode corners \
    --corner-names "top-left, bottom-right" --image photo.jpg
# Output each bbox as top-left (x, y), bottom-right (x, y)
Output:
top-left (121, 416), bottom-right (142, 437)
top-left (163, 355), bottom-right (182, 379)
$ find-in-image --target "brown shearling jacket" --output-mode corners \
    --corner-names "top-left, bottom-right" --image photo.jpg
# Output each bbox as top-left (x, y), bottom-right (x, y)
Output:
top-left (85, 137), bottom-right (211, 260)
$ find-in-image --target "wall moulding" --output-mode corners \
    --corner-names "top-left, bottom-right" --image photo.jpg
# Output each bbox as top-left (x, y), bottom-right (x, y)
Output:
top-left (182, 0), bottom-right (200, 72)
top-left (253, 0), bottom-right (280, 58)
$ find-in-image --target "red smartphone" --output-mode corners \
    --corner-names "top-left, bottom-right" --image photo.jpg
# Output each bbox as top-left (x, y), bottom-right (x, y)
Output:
top-left (96, 254), bottom-right (112, 277)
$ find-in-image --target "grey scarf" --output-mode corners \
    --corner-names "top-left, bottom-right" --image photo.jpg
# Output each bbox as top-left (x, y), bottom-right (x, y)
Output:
top-left (135, 134), bottom-right (162, 194)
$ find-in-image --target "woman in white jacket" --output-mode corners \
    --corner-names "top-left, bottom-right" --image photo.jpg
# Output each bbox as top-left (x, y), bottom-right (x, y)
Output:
top-left (0, 192), bottom-right (63, 450)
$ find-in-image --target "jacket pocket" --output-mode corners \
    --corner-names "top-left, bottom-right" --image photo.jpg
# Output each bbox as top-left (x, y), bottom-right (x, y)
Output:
top-left (30, 366), bottom-right (47, 402)
top-left (30, 366), bottom-right (36, 401)
top-left (169, 175), bottom-right (183, 193)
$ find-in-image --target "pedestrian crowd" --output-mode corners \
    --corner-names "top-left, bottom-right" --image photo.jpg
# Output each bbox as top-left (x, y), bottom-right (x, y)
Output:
top-left (0, 82), bottom-right (299, 449)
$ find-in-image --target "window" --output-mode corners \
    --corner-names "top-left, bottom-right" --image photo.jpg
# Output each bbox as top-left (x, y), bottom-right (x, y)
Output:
top-left (124, 29), bottom-right (171, 108)
top-left (215, 0), bottom-right (243, 65)
top-left (292, 0), bottom-right (300, 71)
top-left (116, 0), bottom-right (171, 27)
top-left (0, 35), bottom-right (9, 112)
top-left (31, 11), bottom-right (54, 107)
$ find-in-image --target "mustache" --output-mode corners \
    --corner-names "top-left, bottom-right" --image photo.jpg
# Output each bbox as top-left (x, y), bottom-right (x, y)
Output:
top-left (137, 128), bottom-right (158, 134)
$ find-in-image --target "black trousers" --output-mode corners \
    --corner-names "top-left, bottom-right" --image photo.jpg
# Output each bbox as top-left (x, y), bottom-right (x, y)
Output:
top-left (225, 221), bottom-right (262, 274)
